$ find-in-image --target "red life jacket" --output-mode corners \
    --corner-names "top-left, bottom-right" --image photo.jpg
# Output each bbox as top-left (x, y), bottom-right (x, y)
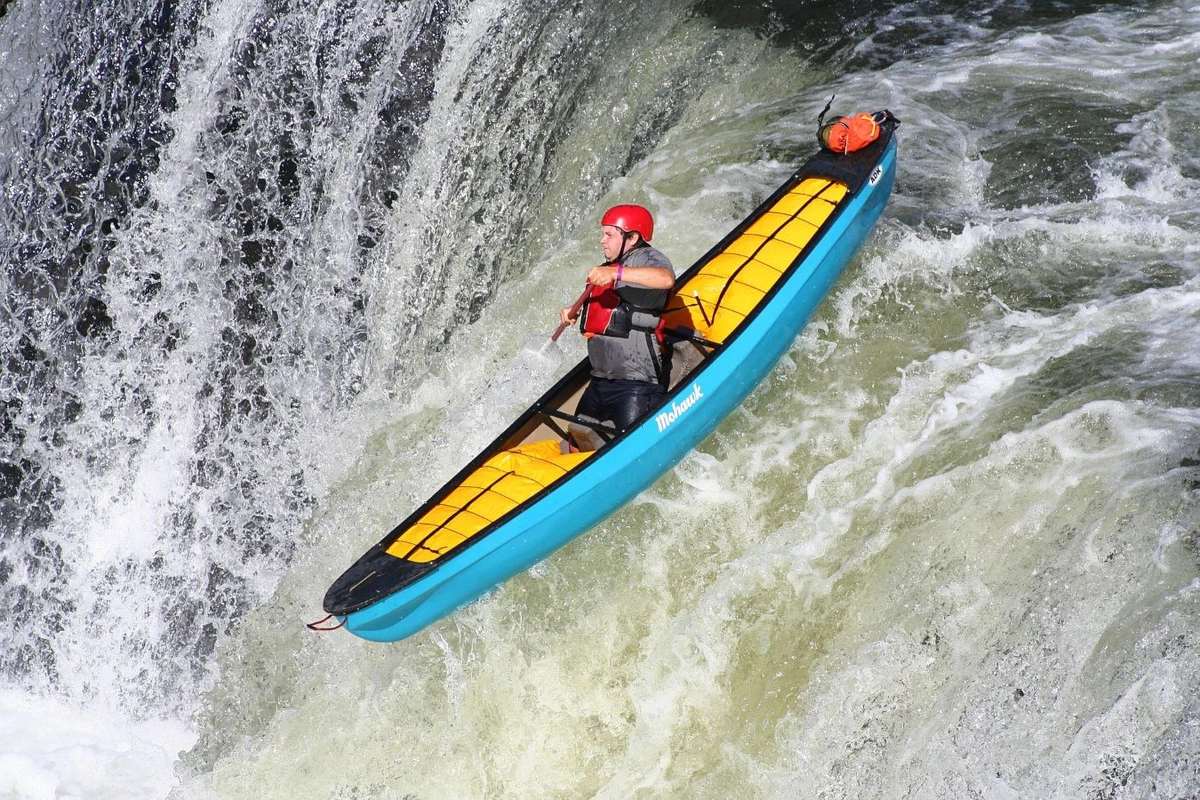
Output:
top-left (579, 283), bottom-right (666, 342)
top-left (580, 284), bottom-right (626, 339)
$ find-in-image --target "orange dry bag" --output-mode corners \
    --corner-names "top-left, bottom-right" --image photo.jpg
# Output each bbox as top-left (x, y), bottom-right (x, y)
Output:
top-left (819, 112), bottom-right (882, 154)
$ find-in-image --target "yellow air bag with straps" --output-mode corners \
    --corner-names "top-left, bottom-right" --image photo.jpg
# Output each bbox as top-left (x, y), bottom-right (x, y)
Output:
top-left (387, 440), bottom-right (593, 563)
top-left (663, 177), bottom-right (846, 343)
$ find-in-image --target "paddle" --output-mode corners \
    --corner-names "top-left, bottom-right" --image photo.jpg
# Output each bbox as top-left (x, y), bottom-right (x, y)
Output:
top-left (550, 283), bottom-right (592, 342)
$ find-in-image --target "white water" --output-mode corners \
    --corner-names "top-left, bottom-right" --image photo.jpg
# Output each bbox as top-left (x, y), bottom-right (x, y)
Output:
top-left (2, 0), bottom-right (1199, 797)
top-left (0, 691), bottom-right (192, 800)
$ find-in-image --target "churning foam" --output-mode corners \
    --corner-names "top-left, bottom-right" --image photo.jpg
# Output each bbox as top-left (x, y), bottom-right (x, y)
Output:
top-left (0, 690), bottom-right (195, 800)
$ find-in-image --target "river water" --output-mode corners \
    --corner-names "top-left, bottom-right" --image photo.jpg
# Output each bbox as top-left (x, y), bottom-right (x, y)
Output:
top-left (1, 0), bottom-right (1198, 797)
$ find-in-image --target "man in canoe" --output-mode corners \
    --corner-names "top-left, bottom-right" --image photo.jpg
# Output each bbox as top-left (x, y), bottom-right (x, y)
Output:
top-left (560, 204), bottom-right (676, 441)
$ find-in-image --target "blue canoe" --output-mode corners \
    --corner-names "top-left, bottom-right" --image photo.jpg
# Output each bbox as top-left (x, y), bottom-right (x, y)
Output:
top-left (321, 112), bottom-right (899, 642)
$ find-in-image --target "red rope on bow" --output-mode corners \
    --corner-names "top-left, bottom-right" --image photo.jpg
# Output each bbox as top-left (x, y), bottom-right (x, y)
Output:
top-left (306, 614), bottom-right (347, 632)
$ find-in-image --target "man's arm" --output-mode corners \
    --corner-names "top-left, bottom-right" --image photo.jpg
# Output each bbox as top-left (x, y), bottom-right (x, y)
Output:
top-left (586, 263), bottom-right (675, 289)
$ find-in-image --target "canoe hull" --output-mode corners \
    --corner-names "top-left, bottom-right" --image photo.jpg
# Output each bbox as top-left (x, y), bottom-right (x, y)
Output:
top-left (340, 139), bottom-right (898, 642)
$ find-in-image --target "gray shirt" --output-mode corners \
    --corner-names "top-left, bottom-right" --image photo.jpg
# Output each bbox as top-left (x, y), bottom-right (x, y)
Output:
top-left (587, 244), bottom-right (675, 382)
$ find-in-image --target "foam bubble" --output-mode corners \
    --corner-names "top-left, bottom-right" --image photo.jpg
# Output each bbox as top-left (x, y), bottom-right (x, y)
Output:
top-left (0, 690), bottom-right (195, 800)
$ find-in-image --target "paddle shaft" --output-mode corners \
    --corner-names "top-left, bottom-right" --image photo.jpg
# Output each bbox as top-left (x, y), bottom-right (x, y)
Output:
top-left (551, 283), bottom-right (592, 342)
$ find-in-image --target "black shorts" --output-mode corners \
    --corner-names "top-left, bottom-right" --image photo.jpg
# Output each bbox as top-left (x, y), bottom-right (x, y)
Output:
top-left (576, 377), bottom-right (664, 432)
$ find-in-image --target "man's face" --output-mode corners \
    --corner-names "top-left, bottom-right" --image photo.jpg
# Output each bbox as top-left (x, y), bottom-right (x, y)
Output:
top-left (600, 225), bottom-right (630, 262)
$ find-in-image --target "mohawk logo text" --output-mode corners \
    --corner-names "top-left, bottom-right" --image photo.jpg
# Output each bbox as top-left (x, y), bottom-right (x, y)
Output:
top-left (656, 382), bottom-right (704, 432)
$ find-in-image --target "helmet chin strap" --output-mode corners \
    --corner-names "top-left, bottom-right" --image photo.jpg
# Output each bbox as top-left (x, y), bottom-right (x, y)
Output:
top-left (608, 230), bottom-right (638, 265)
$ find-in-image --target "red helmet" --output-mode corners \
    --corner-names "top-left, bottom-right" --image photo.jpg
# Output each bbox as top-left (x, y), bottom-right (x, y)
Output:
top-left (601, 204), bottom-right (654, 242)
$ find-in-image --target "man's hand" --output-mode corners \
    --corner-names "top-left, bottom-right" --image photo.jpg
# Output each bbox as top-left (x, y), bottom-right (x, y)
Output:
top-left (586, 264), bottom-right (619, 287)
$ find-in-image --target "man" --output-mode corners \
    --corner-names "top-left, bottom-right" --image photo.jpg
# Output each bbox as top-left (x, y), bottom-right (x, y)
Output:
top-left (560, 204), bottom-right (676, 441)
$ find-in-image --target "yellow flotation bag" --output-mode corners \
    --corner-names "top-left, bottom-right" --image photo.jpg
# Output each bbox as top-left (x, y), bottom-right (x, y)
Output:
top-left (387, 440), bottom-right (592, 562)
